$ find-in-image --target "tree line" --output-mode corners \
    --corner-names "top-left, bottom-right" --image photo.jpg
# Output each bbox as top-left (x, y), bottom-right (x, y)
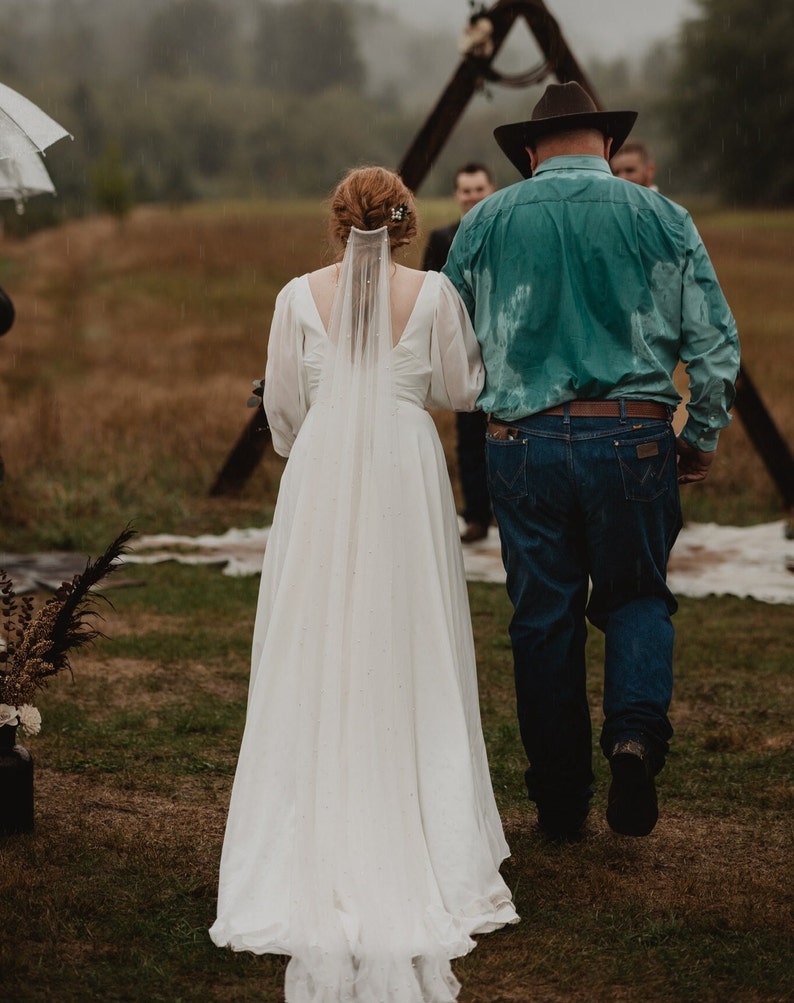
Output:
top-left (0, 0), bottom-right (790, 233)
top-left (1, 0), bottom-right (409, 231)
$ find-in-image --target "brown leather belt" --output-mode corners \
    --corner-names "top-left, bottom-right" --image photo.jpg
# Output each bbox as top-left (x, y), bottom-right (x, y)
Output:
top-left (538, 401), bottom-right (669, 419)
top-left (487, 401), bottom-right (670, 439)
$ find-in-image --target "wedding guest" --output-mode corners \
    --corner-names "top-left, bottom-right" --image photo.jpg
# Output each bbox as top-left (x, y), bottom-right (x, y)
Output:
top-left (611, 140), bottom-right (658, 190)
top-left (423, 163), bottom-right (496, 543)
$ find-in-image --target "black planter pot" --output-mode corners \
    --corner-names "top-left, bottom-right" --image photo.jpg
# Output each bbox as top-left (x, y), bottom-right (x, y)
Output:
top-left (0, 722), bottom-right (34, 834)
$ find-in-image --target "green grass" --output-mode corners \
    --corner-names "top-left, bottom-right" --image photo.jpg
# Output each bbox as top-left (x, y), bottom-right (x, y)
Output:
top-left (1, 565), bottom-right (791, 1003)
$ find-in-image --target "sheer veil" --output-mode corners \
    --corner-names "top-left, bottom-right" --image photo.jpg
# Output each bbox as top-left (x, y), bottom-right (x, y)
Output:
top-left (278, 226), bottom-right (462, 1002)
top-left (321, 224), bottom-right (398, 520)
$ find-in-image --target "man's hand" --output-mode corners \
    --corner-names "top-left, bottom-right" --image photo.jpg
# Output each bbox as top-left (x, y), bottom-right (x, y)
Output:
top-left (675, 437), bottom-right (715, 483)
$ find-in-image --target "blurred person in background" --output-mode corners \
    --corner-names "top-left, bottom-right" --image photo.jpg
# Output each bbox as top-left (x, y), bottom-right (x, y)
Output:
top-left (610, 140), bottom-right (658, 190)
top-left (424, 162), bottom-right (496, 543)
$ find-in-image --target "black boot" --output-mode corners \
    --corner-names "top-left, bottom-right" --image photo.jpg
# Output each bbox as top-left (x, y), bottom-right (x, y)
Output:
top-left (606, 739), bottom-right (658, 837)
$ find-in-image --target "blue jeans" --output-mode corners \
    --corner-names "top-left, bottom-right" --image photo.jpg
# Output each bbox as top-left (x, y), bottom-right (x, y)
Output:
top-left (486, 408), bottom-right (682, 815)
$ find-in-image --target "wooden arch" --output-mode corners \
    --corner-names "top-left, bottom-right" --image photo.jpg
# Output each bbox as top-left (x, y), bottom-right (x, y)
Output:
top-left (211, 0), bottom-right (794, 511)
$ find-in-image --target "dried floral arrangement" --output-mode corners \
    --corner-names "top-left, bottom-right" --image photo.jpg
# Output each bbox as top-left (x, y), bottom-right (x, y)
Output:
top-left (0, 527), bottom-right (135, 737)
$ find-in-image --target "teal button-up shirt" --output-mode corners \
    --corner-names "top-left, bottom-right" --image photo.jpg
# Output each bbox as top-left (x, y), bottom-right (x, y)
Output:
top-left (443, 155), bottom-right (739, 450)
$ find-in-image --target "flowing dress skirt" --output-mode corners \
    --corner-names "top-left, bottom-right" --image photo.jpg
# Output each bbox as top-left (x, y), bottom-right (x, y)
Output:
top-left (210, 393), bottom-right (517, 1002)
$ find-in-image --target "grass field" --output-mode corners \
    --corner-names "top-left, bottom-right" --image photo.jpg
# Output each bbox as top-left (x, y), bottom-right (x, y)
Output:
top-left (0, 202), bottom-right (792, 1002)
top-left (0, 198), bottom-right (791, 548)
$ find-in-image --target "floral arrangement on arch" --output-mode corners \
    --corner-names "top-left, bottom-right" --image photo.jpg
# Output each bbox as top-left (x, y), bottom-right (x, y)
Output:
top-left (0, 528), bottom-right (135, 737)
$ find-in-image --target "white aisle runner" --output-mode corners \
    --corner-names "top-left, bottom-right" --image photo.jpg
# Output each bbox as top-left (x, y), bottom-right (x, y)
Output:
top-left (123, 520), bottom-right (794, 605)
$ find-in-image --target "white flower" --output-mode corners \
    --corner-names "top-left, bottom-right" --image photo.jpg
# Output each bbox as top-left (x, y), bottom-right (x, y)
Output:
top-left (17, 705), bottom-right (41, 737)
top-left (0, 703), bottom-right (19, 728)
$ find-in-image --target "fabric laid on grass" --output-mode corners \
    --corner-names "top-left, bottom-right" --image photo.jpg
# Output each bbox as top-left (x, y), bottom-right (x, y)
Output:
top-left (665, 520), bottom-right (794, 605)
top-left (0, 551), bottom-right (142, 594)
top-left (123, 520), bottom-right (794, 605)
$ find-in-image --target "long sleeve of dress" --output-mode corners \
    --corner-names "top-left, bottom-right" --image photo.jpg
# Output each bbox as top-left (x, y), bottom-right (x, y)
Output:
top-left (263, 278), bottom-right (308, 457)
top-left (426, 272), bottom-right (485, 412)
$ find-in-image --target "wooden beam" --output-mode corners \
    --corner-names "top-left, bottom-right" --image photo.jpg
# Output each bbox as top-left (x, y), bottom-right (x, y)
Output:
top-left (399, 0), bottom-right (600, 191)
top-left (733, 365), bottom-right (794, 509)
top-left (210, 0), bottom-right (793, 514)
top-left (209, 407), bottom-right (271, 498)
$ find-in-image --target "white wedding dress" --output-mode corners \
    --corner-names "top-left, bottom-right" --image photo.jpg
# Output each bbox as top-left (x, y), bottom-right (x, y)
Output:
top-left (210, 234), bottom-right (518, 1003)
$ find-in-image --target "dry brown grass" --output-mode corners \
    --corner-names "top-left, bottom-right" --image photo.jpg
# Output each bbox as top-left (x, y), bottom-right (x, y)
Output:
top-left (685, 213), bottom-right (794, 520)
top-left (1, 201), bottom-right (790, 553)
top-left (0, 204), bottom-right (331, 548)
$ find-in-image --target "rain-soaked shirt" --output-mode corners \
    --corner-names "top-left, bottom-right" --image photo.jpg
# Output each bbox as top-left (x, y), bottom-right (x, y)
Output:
top-left (443, 155), bottom-right (740, 450)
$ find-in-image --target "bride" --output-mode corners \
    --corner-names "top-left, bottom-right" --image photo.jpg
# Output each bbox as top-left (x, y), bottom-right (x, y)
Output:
top-left (210, 166), bottom-right (518, 1002)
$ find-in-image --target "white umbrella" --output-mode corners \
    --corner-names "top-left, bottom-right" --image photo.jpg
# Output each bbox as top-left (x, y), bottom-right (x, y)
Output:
top-left (0, 152), bottom-right (56, 212)
top-left (0, 81), bottom-right (71, 160)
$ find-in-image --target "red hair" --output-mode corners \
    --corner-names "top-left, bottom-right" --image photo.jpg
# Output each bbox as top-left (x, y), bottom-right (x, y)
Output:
top-left (330, 166), bottom-right (418, 251)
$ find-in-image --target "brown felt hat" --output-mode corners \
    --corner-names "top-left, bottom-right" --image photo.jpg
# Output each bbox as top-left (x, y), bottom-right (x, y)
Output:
top-left (494, 81), bottom-right (637, 178)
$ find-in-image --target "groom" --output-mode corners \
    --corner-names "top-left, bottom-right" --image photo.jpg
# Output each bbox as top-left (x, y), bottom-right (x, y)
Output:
top-left (443, 82), bottom-right (739, 840)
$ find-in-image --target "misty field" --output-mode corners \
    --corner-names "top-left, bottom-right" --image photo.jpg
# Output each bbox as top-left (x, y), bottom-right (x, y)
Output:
top-left (0, 202), bottom-right (791, 1002)
top-left (0, 199), bottom-right (791, 548)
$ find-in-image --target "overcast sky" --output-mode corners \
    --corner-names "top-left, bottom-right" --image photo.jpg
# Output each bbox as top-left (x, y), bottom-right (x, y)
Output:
top-left (379, 0), bottom-right (697, 59)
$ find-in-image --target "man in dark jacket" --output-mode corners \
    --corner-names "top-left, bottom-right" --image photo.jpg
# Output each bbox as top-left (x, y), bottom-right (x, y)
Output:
top-left (423, 162), bottom-right (495, 543)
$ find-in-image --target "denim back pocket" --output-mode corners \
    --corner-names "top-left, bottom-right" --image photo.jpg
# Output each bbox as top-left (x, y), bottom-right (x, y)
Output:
top-left (613, 427), bottom-right (675, 502)
top-left (486, 435), bottom-right (528, 500)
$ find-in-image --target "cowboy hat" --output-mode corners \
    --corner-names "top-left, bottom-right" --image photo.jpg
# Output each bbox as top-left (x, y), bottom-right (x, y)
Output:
top-left (493, 81), bottom-right (637, 178)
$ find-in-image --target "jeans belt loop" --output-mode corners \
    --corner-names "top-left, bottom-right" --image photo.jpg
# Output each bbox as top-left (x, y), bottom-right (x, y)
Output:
top-left (563, 402), bottom-right (570, 427)
top-left (619, 399), bottom-right (627, 423)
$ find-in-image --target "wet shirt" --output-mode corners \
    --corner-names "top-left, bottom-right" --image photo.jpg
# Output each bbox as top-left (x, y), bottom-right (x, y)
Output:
top-left (443, 155), bottom-right (739, 450)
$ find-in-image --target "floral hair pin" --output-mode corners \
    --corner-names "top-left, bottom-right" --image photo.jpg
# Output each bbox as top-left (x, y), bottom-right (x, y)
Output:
top-left (389, 204), bottom-right (410, 223)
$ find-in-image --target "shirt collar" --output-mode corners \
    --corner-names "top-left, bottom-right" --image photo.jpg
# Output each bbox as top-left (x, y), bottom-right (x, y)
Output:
top-left (533, 155), bottom-right (613, 177)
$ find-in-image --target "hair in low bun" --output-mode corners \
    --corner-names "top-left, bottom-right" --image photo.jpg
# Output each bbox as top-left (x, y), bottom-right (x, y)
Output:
top-left (330, 166), bottom-right (418, 252)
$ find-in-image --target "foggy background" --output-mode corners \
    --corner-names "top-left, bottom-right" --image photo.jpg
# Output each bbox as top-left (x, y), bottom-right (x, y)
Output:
top-left (367, 0), bottom-right (694, 59)
top-left (0, 0), bottom-right (789, 233)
